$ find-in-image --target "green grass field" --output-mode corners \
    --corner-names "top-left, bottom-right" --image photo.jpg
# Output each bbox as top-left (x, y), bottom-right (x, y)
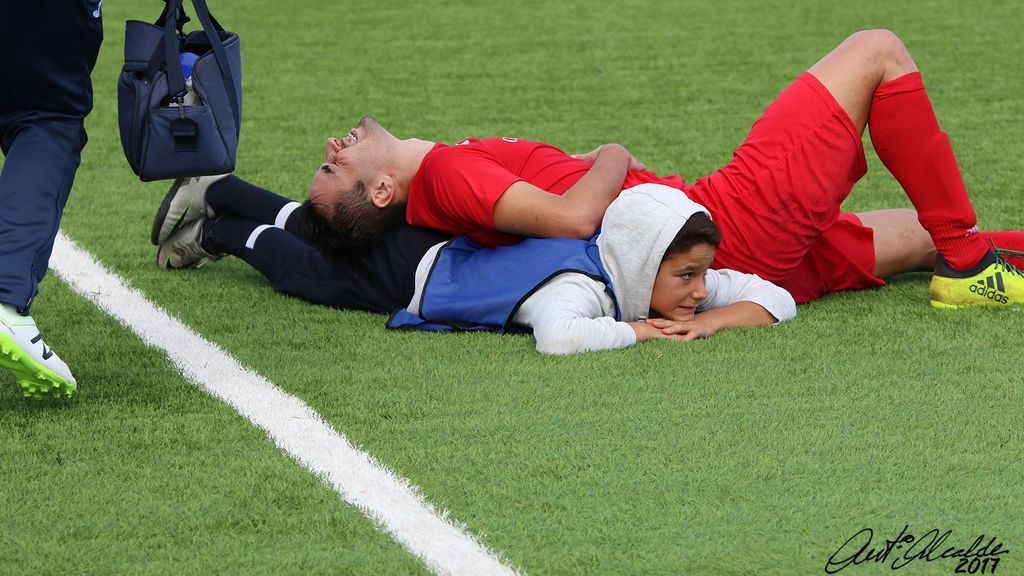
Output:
top-left (2, 1), bottom-right (1022, 574)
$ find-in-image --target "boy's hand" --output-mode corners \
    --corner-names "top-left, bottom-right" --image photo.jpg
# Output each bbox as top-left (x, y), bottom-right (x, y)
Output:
top-left (571, 144), bottom-right (647, 172)
top-left (644, 317), bottom-right (718, 341)
top-left (629, 320), bottom-right (686, 343)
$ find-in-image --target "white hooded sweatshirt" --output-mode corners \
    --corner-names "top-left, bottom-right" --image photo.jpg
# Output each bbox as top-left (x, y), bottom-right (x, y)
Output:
top-left (409, 183), bottom-right (796, 354)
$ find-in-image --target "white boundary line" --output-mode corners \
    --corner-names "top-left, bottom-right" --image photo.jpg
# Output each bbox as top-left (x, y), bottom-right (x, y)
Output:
top-left (50, 231), bottom-right (521, 576)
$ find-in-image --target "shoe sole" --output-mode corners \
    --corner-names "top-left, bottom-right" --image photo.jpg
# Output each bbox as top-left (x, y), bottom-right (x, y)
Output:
top-left (155, 245), bottom-right (212, 270)
top-left (929, 298), bottom-right (1017, 310)
top-left (0, 333), bottom-right (75, 399)
top-left (151, 178), bottom-right (191, 246)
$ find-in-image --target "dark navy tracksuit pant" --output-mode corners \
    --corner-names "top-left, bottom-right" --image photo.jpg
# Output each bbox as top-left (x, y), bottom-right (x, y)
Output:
top-left (202, 176), bottom-right (451, 315)
top-left (0, 0), bottom-right (103, 313)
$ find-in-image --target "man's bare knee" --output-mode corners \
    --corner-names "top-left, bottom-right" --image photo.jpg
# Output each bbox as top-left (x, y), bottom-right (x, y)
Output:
top-left (847, 29), bottom-right (917, 81)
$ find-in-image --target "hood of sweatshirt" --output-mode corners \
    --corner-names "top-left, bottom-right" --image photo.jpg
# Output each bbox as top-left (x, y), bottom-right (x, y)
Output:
top-left (596, 183), bottom-right (710, 322)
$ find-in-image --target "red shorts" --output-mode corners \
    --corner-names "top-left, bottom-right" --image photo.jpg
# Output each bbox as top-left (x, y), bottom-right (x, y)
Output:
top-left (685, 72), bottom-right (885, 302)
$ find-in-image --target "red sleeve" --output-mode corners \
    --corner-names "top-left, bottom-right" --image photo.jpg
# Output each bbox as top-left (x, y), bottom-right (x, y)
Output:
top-left (415, 143), bottom-right (522, 231)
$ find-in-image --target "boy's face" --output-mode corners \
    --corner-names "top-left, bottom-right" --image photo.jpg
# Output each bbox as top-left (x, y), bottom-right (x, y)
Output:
top-left (649, 243), bottom-right (716, 322)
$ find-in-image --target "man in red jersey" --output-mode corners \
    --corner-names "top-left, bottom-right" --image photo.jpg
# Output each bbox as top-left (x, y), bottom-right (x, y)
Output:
top-left (157, 29), bottom-right (1024, 309)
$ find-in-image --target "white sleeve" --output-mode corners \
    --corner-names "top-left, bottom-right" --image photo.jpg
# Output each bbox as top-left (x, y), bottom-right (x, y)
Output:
top-left (696, 268), bottom-right (797, 322)
top-left (513, 275), bottom-right (637, 355)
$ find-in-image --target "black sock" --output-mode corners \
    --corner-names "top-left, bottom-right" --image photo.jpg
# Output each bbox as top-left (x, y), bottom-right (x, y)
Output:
top-left (207, 175), bottom-right (300, 224)
top-left (202, 216), bottom-right (260, 255)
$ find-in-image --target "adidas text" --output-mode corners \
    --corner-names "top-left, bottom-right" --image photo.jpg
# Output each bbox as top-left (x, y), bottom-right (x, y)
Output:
top-left (968, 283), bottom-right (1009, 304)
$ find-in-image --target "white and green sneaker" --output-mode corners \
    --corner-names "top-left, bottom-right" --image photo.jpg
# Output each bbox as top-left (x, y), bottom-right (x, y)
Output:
top-left (151, 174), bottom-right (228, 245)
top-left (0, 304), bottom-right (76, 399)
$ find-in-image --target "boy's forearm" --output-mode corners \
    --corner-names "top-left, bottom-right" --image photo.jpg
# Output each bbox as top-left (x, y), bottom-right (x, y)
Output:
top-left (698, 302), bottom-right (778, 334)
top-left (629, 320), bottom-right (669, 342)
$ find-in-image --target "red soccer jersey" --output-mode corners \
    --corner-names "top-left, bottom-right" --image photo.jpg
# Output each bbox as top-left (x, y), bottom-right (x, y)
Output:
top-left (405, 137), bottom-right (688, 247)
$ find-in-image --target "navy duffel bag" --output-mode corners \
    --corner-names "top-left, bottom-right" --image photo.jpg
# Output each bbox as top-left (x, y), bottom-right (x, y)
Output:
top-left (118, 0), bottom-right (241, 181)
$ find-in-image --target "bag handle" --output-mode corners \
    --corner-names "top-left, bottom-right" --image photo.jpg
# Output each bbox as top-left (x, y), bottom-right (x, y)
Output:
top-left (162, 0), bottom-right (188, 101)
top-left (143, 1), bottom-right (184, 95)
top-left (146, 0), bottom-right (241, 137)
top-left (189, 0), bottom-right (241, 137)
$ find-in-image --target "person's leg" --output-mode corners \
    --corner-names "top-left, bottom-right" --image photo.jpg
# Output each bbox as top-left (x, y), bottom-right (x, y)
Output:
top-left (206, 176), bottom-right (302, 224)
top-left (855, 209), bottom-right (936, 277)
top-left (763, 29), bottom-right (1023, 308)
top-left (0, 121), bottom-right (85, 399)
top-left (805, 29), bottom-right (917, 132)
top-left (0, 0), bottom-right (102, 398)
top-left (778, 213), bottom-right (885, 303)
top-left (0, 115), bottom-right (86, 398)
top-left (858, 209), bottom-right (1024, 276)
top-left (0, 114), bottom-right (84, 311)
top-left (689, 71), bottom-right (867, 287)
top-left (979, 232), bottom-right (1024, 268)
top-left (153, 176), bottom-right (451, 312)
top-left (152, 174), bottom-right (302, 245)
top-left (201, 216), bottom-right (448, 313)
top-left (808, 30), bottom-right (996, 275)
top-left (779, 209), bottom-right (991, 303)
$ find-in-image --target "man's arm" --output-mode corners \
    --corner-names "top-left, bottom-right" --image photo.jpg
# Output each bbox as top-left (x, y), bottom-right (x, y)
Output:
top-left (491, 143), bottom-right (635, 239)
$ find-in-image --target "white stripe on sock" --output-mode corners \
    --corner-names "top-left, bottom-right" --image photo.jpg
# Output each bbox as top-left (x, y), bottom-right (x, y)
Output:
top-left (245, 224), bottom-right (273, 249)
top-left (49, 232), bottom-right (521, 576)
top-left (275, 201), bottom-right (302, 229)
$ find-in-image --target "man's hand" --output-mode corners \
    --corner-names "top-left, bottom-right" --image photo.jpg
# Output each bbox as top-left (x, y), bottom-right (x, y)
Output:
top-left (572, 143), bottom-right (647, 172)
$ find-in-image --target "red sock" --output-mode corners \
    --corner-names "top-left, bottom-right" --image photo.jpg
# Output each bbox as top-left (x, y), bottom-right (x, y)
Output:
top-left (981, 231), bottom-right (1024, 268)
top-left (868, 72), bottom-right (988, 270)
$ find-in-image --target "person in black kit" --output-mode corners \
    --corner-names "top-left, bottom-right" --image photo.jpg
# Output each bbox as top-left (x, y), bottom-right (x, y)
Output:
top-left (152, 174), bottom-right (448, 314)
top-left (0, 0), bottom-right (104, 399)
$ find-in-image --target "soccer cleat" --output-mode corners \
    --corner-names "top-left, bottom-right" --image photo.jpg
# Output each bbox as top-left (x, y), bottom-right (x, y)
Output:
top-left (0, 305), bottom-right (76, 399)
top-left (929, 250), bottom-right (1024, 309)
top-left (151, 174), bottom-right (228, 245)
top-left (157, 218), bottom-right (222, 270)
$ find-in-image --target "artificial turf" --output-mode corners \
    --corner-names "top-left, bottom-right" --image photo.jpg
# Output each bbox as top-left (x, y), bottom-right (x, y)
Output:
top-left (2, 0), bottom-right (1021, 574)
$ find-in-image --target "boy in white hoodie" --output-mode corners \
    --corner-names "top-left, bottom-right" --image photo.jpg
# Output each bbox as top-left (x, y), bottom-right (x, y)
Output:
top-left (388, 184), bottom-right (796, 354)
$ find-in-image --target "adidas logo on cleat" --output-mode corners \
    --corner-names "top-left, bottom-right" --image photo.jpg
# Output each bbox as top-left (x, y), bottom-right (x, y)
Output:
top-left (968, 272), bottom-right (1009, 304)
